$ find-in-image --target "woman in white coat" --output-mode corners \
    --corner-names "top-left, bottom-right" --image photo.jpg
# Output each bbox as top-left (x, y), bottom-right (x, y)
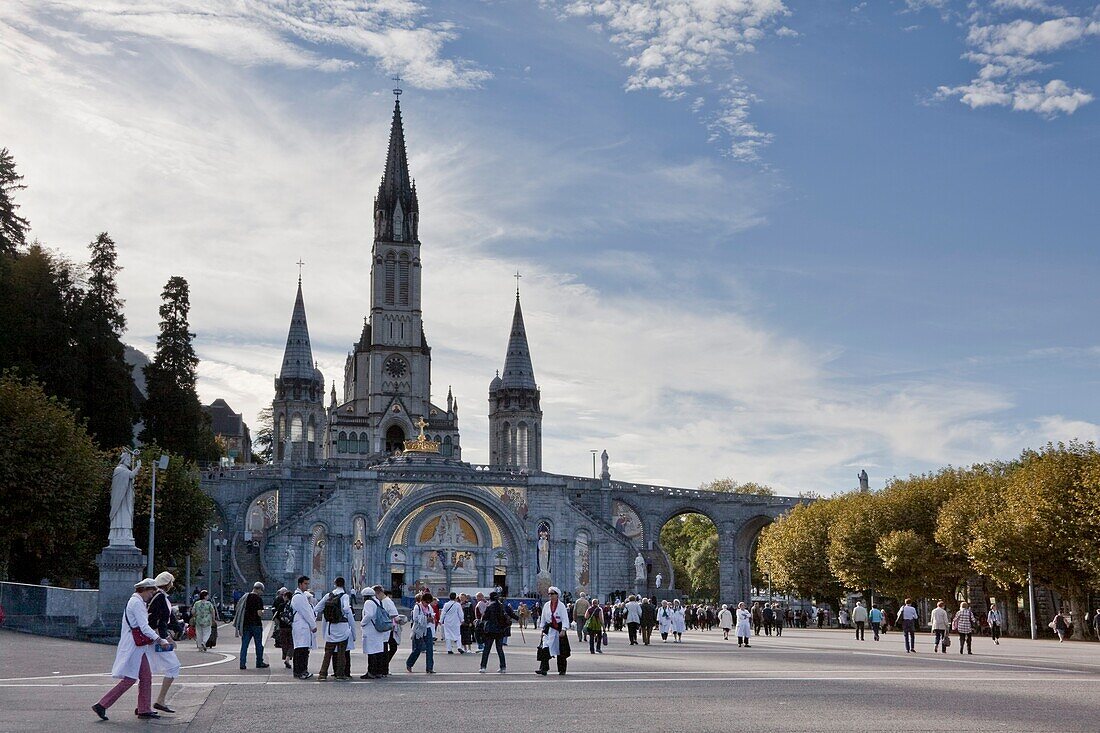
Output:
top-left (718, 604), bottom-right (735, 641)
top-left (735, 601), bottom-right (753, 647)
top-left (289, 576), bottom-right (317, 679)
top-left (92, 578), bottom-right (170, 721)
top-left (657, 600), bottom-right (673, 641)
top-left (536, 587), bottom-right (571, 676)
top-left (670, 599), bottom-right (686, 642)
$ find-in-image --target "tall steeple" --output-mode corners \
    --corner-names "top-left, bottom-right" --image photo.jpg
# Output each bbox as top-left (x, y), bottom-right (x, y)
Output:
top-left (280, 278), bottom-right (317, 381)
top-left (489, 288), bottom-right (542, 471)
top-left (375, 97), bottom-right (419, 242)
top-left (501, 293), bottom-right (537, 390)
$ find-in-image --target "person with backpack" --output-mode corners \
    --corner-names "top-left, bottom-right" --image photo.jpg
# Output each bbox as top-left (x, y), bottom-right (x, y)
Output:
top-left (289, 576), bottom-right (316, 680)
top-left (479, 591), bottom-right (518, 673)
top-left (359, 587), bottom-right (394, 679)
top-left (406, 592), bottom-right (438, 674)
top-left (584, 599), bottom-right (605, 653)
top-left (313, 577), bottom-right (356, 680)
top-left (952, 601), bottom-right (977, 655)
top-left (273, 588), bottom-right (294, 669)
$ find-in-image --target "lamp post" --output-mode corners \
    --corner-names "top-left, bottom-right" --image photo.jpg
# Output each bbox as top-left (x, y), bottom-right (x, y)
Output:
top-left (146, 454), bottom-right (170, 577)
top-left (590, 450), bottom-right (597, 479)
top-left (1028, 560), bottom-right (1037, 641)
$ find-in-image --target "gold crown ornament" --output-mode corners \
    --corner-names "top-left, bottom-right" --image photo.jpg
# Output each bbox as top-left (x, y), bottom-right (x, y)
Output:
top-left (403, 417), bottom-right (440, 453)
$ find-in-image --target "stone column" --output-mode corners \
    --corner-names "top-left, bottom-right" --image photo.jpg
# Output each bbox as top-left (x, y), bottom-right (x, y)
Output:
top-left (717, 520), bottom-right (739, 604)
top-left (96, 545), bottom-right (147, 626)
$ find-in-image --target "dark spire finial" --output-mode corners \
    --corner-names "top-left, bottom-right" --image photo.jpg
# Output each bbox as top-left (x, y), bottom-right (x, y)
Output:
top-left (392, 75), bottom-right (403, 99)
top-left (296, 258), bottom-right (305, 285)
top-left (514, 270), bottom-right (522, 297)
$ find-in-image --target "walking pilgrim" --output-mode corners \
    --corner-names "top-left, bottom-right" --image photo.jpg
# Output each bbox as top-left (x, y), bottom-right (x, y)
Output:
top-left (718, 604), bottom-right (734, 640)
top-left (441, 592), bottom-right (466, 654)
top-left (536, 587), bottom-right (571, 676)
top-left (314, 576), bottom-right (356, 680)
top-left (670, 599), bottom-right (686, 642)
top-left (736, 602), bottom-right (753, 647)
top-left (92, 578), bottom-right (171, 721)
top-left (658, 600), bottom-right (673, 641)
top-left (359, 587), bottom-right (392, 678)
top-left (148, 572), bottom-right (182, 714)
top-left (290, 576), bottom-right (317, 679)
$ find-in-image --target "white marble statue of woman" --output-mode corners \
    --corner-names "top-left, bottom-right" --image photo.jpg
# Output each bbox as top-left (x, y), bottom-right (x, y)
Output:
top-left (109, 451), bottom-right (141, 547)
top-left (634, 552), bottom-right (647, 581)
top-left (537, 528), bottom-right (550, 576)
top-left (284, 544), bottom-right (296, 574)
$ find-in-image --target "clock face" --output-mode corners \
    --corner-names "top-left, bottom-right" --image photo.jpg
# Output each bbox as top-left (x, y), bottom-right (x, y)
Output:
top-left (384, 356), bottom-right (407, 378)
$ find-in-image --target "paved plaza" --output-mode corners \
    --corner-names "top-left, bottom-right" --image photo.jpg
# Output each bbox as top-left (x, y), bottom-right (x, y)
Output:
top-left (1, 625), bottom-right (1098, 732)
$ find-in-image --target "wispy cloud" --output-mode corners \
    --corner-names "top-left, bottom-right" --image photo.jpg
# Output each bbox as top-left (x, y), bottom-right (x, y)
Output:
top-left (545, 0), bottom-right (793, 162)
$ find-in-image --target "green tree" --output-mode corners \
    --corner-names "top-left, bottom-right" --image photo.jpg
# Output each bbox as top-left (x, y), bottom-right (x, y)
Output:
top-left (659, 512), bottom-right (720, 599)
top-left (701, 477), bottom-right (777, 496)
top-left (0, 373), bottom-right (107, 583)
top-left (129, 446), bottom-right (215, 573)
top-left (75, 233), bottom-right (137, 450)
top-left (253, 405), bottom-right (274, 463)
top-left (140, 277), bottom-right (219, 462)
top-left (0, 148), bottom-right (29, 255)
top-left (756, 499), bottom-right (845, 605)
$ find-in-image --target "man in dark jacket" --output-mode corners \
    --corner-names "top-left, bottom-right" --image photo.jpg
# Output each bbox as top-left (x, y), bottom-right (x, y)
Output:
top-left (640, 598), bottom-right (657, 645)
top-left (238, 582), bottom-right (269, 670)
top-left (479, 592), bottom-right (518, 673)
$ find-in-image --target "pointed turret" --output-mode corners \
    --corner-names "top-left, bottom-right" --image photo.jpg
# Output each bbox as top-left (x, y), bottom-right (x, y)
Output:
top-left (500, 294), bottom-right (537, 390)
top-left (280, 279), bottom-right (317, 381)
top-left (375, 98), bottom-right (419, 242)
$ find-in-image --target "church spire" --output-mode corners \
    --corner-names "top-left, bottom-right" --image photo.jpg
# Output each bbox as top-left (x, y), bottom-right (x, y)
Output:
top-left (279, 278), bottom-right (318, 382)
top-left (375, 96), bottom-right (418, 242)
top-left (500, 292), bottom-right (537, 390)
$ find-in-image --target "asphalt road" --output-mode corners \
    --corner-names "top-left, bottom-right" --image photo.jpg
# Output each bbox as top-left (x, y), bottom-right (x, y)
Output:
top-left (1, 625), bottom-right (1097, 732)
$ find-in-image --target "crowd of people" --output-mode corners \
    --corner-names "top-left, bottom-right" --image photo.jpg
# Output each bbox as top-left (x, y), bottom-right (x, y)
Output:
top-left (94, 574), bottom-right (1100, 721)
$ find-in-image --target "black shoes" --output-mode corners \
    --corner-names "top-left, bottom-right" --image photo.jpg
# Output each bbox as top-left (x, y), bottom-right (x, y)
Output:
top-left (284, 660), bottom-right (292, 669)
top-left (535, 669), bottom-right (548, 676)
top-left (256, 662), bottom-right (270, 668)
top-left (92, 704), bottom-right (108, 721)
top-left (296, 672), bottom-right (314, 680)
top-left (153, 703), bottom-right (175, 714)
top-left (135, 711), bottom-right (160, 719)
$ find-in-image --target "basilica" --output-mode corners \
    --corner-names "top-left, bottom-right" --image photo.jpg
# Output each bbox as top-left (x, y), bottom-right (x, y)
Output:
top-left (201, 97), bottom-right (799, 604)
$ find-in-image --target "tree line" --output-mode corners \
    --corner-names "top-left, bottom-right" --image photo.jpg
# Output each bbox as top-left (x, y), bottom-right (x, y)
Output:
top-left (0, 147), bottom-right (218, 584)
top-left (756, 443), bottom-right (1100, 639)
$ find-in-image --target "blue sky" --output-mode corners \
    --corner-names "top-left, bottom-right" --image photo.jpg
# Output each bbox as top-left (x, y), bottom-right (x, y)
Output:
top-left (1, 0), bottom-right (1098, 492)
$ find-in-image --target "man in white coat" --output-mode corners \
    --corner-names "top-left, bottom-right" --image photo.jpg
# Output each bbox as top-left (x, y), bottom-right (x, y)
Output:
top-left (441, 591), bottom-right (466, 655)
top-left (93, 578), bottom-right (171, 721)
top-left (290, 575), bottom-right (317, 680)
top-left (313, 576), bottom-right (356, 680)
top-left (373, 585), bottom-right (402, 676)
top-left (536, 587), bottom-right (571, 676)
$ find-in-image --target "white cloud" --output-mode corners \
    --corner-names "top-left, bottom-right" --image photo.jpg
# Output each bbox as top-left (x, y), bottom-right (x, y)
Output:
top-left (932, 4), bottom-right (1099, 117)
top-left (547, 0), bottom-right (793, 161)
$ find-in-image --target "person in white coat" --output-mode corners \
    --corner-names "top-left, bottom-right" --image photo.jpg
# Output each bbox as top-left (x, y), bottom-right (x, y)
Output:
top-left (359, 587), bottom-right (391, 678)
top-left (92, 578), bottom-right (171, 721)
top-left (718, 604), bottom-right (734, 640)
top-left (313, 576), bottom-right (356, 680)
top-left (440, 591), bottom-right (466, 655)
top-left (736, 601), bottom-right (752, 647)
top-left (670, 599), bottom-right (686, 642)
top-left (536, 587), bottom-right (571, 675)
top-left (290, 575), bottom-right (317, 679)
top-left (658, 600), bottom-right (673, 641)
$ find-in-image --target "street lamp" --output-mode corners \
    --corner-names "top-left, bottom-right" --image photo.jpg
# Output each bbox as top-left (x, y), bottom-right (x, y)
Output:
top-left (146, 454), bottom-right (170, 577)
top-left (590, 450), bottom-right (597, 479)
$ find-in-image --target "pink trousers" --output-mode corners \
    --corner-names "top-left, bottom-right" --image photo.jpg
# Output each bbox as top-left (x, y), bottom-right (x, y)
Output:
top-left (98, 654), bottom-right (152, 713)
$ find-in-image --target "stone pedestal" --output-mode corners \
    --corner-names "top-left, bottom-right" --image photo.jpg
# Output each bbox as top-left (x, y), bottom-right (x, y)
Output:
top-left (96, 545), bottom-right (146, 624)
top-left (634, 579), bottom-right (646, 597)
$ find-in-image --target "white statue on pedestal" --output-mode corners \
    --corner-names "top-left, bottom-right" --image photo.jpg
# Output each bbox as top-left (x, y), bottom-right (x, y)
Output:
top-left (284, 544), bottom-right (296, 574)
top-left (634, 552), bottom-right (646, 582)
top-left (108, 450), bottom-right (141, 547)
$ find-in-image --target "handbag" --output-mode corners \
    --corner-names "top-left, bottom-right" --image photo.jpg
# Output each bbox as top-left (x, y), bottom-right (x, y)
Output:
top-left (127, 608), bottom-right (154, 647)
top-left (207, 623), bottom-right (218, 648)
top-left (536, 639), bottom-right (551, 663)
top-left (558, 632), bottom-right (571, 659)
top-left (602, 631), bottom-right (609, 646)
top-left (943, 634), bottom-right (951, 649)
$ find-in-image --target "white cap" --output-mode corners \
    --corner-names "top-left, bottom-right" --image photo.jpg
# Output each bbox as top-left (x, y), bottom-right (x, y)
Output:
top-left (135, 578), bottom-right (157, 590)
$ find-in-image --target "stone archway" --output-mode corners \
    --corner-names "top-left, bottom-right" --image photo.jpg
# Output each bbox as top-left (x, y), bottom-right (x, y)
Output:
top-left (385, 425), bottom-right (406, 453)
top-left (722, 514), bottom-right (778, 604)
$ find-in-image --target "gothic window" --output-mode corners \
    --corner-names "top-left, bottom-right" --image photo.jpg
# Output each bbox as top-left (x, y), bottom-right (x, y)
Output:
top-left (501, 421), bottom-right (511, 465)
top-left (398, 253), bottom-right (410, 306)
top-left (393, 200), bottom-right (404, 241)
top-left (359, 434), bottom-right (370, 454)
top-left (337, 431), bottom-right (347, 453)
top-left (348, 432), bottom-right (359, 454)
top-left (443, 435), bottom-right (453, 457)
top-left (306, 415), bottom-right (317, 459)
top-left (384, 253), bottom-right (396, 305)
top-left (517, 422), bottom-right (529, 469)
top-left (291, 414), bottom-right (304, 441)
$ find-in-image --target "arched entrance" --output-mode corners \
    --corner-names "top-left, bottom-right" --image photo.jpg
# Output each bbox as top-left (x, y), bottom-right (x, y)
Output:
top-left (379, 489), bottom-right (525, 601)
top-left (385, 425), bottom-right (405, 453)
top-left (657, 510), bottom-right (720, 600)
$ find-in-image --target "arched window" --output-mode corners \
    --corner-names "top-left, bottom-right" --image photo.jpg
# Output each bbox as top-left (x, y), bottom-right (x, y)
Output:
top-left (398, 253), bottom-right (410, 306)
top-left (291, 414), bottom-right (304, 441)
top-left (384, 252), bottom-right (396, 305)
top-left (393, 200), bottom-right (404, 241)
top-left (348, 432), bottom-right (359, 454)
top-left (443, 435), bottom-right (453, 457)
top-left (517, 422), bottom-right (529, 469)
top-left (501, 421), bottom-right (511, 465)
top-left (337, 431), bottom-right (347, 453)
top-left (359, 433), bottom-right (370, 454)
top-left (306, 416), bottom-right (317, 459)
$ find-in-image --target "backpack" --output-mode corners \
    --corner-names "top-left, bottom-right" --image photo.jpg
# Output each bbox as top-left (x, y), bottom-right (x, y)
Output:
top-left (369, 600), bottom-right (394, 632)
top-left (412, 606), bottom-right (430, 639)
top-left (323, 592), bottom-right (346, 623)
top-left (277, 599), bottom-right (295, 627)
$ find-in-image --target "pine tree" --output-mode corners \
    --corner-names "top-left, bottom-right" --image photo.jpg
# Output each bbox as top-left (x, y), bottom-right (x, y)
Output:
top-left (76, 233), bottom-right (137, 450)
top-left (140, 276), bottom-right (220, 462)
top-left (0, 148), bottom-right (30, 256)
